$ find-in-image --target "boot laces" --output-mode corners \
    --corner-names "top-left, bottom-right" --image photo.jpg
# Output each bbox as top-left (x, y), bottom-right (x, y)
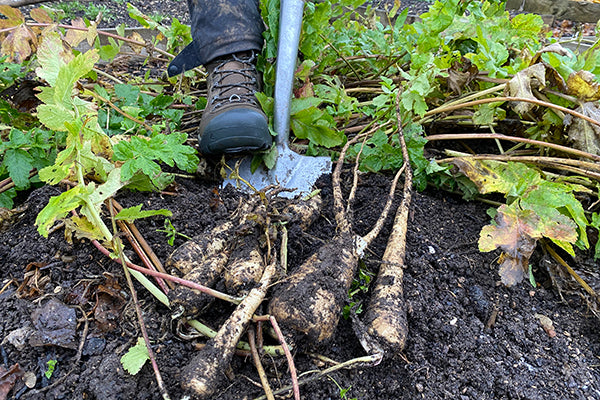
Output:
top-left (210, 52), bottom-right (259, 109)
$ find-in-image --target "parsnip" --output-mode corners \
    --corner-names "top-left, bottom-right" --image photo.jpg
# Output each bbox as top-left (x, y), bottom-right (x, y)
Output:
top-left (181, 258), bottom-right (277, 398)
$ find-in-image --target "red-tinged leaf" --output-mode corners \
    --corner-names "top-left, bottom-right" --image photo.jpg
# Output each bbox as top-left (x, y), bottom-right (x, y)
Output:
top-left (1, 25), bottom-right (35, 63)
top-left (0, 364), bottom-right (24, 400)
top-left (30, 8), bottom-right (53, 24)
top-left (0, 5), bottom-right (24, 22)
top-left (65, 18), bottom-right (87, 47)
top-left (479, 204), bottom-right (543, 286)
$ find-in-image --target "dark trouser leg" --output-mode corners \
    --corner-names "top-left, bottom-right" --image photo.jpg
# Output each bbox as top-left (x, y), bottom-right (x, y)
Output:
top-left (168, 0), bottom-right (264, 76)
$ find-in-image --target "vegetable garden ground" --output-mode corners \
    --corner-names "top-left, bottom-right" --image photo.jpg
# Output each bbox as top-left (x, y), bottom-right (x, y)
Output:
top-left (1, 170), bottom-right (599, 399)
top-left (2, 0), bottom-right (600, 399)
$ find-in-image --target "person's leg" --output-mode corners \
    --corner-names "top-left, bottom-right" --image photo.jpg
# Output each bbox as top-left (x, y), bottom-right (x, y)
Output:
top-left (168, 0), bottom-right (265, 75)
top-left (169, 0), bottom-right (271, 155)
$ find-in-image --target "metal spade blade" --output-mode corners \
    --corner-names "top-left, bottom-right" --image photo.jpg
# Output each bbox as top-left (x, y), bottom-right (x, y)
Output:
top-left (223, 0), bottom-right (332, 198)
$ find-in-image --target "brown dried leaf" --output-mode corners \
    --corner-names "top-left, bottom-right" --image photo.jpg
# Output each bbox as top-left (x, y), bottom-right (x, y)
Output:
top-left (128, 31), bottom-right (145, 54)
top-left (16, 262), bottom-right (49, 299)
top-left (567, 70), bottom-right (600, 101)
top-left (0, 364), bottom-right (24, 400)
top-left (446, 59), bottom-right (478, 95)
top-left (29, 7), bottom-right (52, 24)
top-left (566, 102), bottom-right (600, 155)
top-left (505, 64), bottom-right (546, 115)
top-left (94, 275), bottom-right (126, 332)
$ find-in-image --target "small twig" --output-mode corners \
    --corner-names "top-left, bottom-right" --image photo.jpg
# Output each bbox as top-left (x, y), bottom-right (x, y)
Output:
top-left (248, 327), bottom-right (275, 400)
top-left (93, 68), bottom-right (124, 85)
top-left (253, 354), bottom-right (381, 400)
top-left (420, 96), bottom-right (600, 129)
top-left (543, 241), bottom-right (598, 299)
top-left (0, 279), bottom-right (16, 296)
top-left (426, 133), bottom-right (600, 162)
top-left (116, 219), bottom-right (169, 293)
top-left (89, 91), bottom-right (154, 132)
top-left (269, 316), bottom-right (300, 400)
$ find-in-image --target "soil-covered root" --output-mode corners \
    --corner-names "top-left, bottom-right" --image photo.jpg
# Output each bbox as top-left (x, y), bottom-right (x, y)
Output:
top-left (362, 190), bottom-right (410, 355)
top-left (165, 223), bottom-right (233, 275)
top-left (168, 252), bottom-right (230, 315)
top-left (224, 233), bottom-right (265, 295)
top-left (268, 232), bottom-right (362, 343)
top-left (363, 92), bottom-right (412, 356)
top-left (281, 194), bottom-right (322, 231)
top-left (181, 258), bottom-right (277, 399)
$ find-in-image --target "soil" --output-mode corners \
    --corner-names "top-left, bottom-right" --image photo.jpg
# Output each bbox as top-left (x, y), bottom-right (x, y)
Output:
top-left (1, 166), bottom-right (600, 400)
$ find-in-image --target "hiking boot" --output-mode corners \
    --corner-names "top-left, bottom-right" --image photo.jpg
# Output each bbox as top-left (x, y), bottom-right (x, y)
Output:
top-left (198, 51), bottom-right (272, 155)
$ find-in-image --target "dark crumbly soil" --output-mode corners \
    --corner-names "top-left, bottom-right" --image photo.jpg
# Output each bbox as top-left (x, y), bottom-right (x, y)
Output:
top-left (1, 170), bottom-right (600, 400)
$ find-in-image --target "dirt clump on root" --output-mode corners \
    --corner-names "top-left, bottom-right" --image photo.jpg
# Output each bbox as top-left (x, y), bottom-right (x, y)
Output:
top-left (1, 174), bottom-right (599, 399)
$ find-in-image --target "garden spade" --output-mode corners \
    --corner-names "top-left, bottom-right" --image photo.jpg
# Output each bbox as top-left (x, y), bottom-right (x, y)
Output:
top-left (223, 0), bottom-right (332, 198)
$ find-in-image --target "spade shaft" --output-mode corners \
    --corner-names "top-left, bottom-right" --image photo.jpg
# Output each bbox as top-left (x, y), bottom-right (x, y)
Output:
top-left (223, 0), bottom-right (332, 198)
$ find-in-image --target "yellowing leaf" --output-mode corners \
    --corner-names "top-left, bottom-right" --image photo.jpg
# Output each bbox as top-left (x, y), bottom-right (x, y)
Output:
top-left (505, 63), bottom-right (546, 115)
top-left (64, 216), bottom-right (105, 242)
top-left (37, 103), bottom-right (74, 131)
top-left (36, 32), bottom-right (72, 86)
top-left (128, 31), bottom-right (145, 54)
top-left (479, 204), bottom-right (542, 286)
top-left (567, 70), bottom-right (600, 101)
top-left (86, 22), bottom-right (98, 47)
top-left (1, 25), bottom-right (36, 63)
top-left (451, 158), bottom-right (540, 197)
top-left (0, 5), bottom-right (24, 22)
top-left (64, 19), bottom-right (87, 48)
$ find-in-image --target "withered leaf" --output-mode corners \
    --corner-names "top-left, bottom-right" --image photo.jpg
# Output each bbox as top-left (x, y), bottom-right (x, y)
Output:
top-left (505, 63), bottom-right (546, 115)
top-left (479, 204), bottom-right (541, 286)
top-left (0, 24), bottom-right (37, 63)
top-left (566, 102), bottom-right (600, 156)
top-left (64, 18), bottom-right (87, 48)
top-left (567, 70), bottom-right (600, 101)
top-left (94, 275), bottom-right (126, 332)
top-left (0, 5), bottom-right (24, 22)
top-left (29, 8), bottom-right (52, 24)
top-left (0, 364), bottom-right (25, 400)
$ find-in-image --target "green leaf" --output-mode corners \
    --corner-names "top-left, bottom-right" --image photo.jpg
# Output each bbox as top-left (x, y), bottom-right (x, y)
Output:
top-left (37, 104), bottom-right (74, 131)
top-left (114, 83), bottom-right (140, 104)
top-left (120, 337), bottom-right (150, 375)
top-left (54, 49), bottom-right (99, 106)
top-left (0, 188), bottom-right (17, 208)
top-left (114, 204), bottom-right (172, 222)
top-left (3, 148), bottom-right (33, 189)
top-left (36, 186), bottom-right (87, 237)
